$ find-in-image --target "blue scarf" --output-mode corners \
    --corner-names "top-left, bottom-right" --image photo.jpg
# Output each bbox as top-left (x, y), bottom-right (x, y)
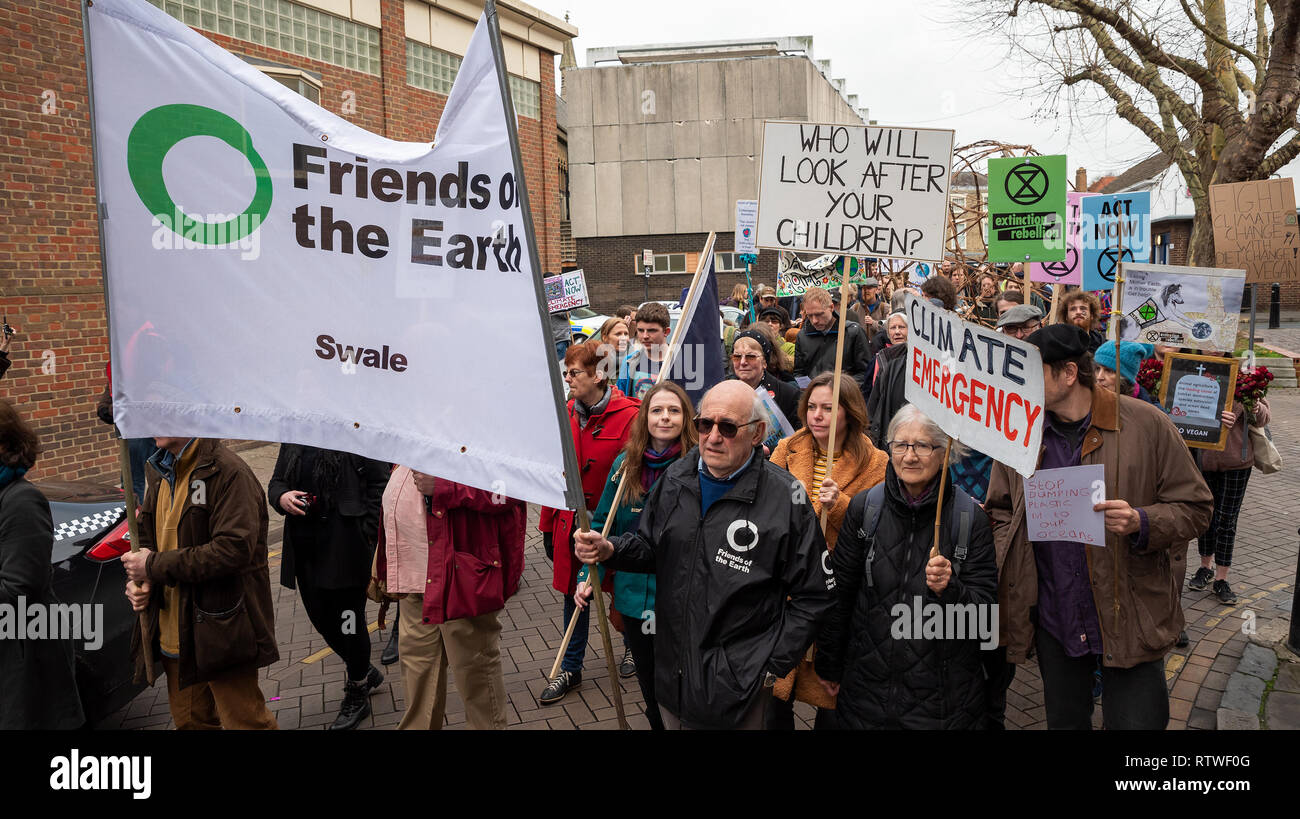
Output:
top-left (0, 465), bottom-right (28, 490)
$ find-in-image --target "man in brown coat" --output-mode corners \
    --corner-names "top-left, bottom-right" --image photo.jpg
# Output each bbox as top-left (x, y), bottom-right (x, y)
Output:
top-left (123, 437), bottom-right (279, 729)
top-left (985, 325), bottom-right (1211, 730)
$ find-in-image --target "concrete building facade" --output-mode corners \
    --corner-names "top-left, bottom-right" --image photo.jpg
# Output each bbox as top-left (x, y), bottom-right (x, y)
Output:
top-left (562, 38), bottom-right (866, 310)
top-left (0, 0), bottom-right (574, 482)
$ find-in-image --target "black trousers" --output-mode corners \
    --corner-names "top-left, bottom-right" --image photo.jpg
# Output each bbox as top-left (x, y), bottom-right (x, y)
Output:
top-left (981, 646), bottom-right (1016, 730)
top-left (1034, 628), bottom-right (1168, 730)
top-left (297, 583), bottom-right (373, 681)
top-left (622, 615), bottom-right (663, 730)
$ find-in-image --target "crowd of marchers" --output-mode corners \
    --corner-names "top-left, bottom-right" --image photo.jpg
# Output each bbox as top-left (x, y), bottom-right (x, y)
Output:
top-left (0, 265), bottom-right (1270, 730)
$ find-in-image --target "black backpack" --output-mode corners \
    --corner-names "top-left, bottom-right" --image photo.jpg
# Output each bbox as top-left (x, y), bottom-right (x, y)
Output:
top-left (856, 482), bottom-right (975, 589)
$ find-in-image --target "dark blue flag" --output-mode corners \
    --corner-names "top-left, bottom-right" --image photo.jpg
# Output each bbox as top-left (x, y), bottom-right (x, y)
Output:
top-left (669, 249), bottom-right (726, 410)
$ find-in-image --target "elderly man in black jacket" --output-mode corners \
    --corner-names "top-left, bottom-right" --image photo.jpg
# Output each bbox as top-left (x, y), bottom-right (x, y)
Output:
top-left (575, 380), bottom-right (835, 729)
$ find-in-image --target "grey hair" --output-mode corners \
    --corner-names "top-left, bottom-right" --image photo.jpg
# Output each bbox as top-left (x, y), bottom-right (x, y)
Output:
top-left (885, 404), bottom-right (968, 459)
top-left (887, 310), bottom-right (908, 328)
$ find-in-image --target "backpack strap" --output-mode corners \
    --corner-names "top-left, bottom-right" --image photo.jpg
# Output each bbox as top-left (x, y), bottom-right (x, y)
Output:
top-left (856, 484), bottom-right (887, 589)
top-left (950, 489), bottom-right (974, 580)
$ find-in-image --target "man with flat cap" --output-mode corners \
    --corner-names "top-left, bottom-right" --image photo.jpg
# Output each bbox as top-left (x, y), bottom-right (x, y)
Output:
top-left (995, 304), bottom-right (1044, 340)
top-left (984, 324), bottom-right (1211, 730)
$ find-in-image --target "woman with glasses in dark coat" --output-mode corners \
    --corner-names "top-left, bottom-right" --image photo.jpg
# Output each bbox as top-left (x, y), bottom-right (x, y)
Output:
top-left (816, 405), bottom-right (998, 730)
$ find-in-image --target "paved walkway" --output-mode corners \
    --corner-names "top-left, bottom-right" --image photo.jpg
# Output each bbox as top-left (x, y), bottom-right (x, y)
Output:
top-left (105, 332), bottom-right (1299, 730)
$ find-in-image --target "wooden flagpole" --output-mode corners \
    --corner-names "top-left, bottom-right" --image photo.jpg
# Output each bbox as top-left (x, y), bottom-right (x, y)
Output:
top-left (80, 0), bottom-right (155, 682)
top-left (549, 233), bottom-right (717, 680)
top-left (818, 262), bottom-right (855, 531)
top-left (929, 441), bottom-right (953, 559)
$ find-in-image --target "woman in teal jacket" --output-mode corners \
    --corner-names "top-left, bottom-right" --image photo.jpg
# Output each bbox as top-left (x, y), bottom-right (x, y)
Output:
top-left (576, 380), bottom-right (697, 730)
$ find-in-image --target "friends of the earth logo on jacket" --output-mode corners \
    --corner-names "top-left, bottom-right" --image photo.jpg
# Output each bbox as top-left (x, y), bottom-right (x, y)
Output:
top-left (128, 104), bottom-right (271, 258)
top-left (715, 519), bottom-right (759, 574)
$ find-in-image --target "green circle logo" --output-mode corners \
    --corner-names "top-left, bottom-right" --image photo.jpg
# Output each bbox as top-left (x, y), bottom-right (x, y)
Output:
top-left (127, 104), bottom-right (272, 243)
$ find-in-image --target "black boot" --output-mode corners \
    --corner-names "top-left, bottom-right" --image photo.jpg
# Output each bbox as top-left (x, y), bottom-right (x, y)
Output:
top-left (381, 627), bottom-right (399, 666)
top-left (330, 679), bottom-right (372, 730)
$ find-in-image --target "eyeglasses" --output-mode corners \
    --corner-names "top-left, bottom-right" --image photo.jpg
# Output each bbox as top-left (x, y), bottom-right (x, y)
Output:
top-left (1006, 322), bottom-right (1041, 337)
top-left (730, 353), bottom-right (761, 363)
top-left (888, 440), bottom-right (939, 457)
top-left (564, 368), bottom-right (589, 379)
top-left (695, 417), bottom-right (760, 438)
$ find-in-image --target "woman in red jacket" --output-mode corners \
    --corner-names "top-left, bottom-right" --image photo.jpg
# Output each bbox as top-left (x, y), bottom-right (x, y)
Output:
top-left (375, 467), bottom-right (526, 729)
top-left (538, 341), bottom-right (640, 705)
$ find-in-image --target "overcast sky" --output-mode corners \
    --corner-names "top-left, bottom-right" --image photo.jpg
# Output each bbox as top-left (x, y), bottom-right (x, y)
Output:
top-left (534, 0), bottom-right (1160, 181)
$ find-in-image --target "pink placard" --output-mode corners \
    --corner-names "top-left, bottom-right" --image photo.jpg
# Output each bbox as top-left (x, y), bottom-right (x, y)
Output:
top-left (1030, 191), bottom-right (1092, 285)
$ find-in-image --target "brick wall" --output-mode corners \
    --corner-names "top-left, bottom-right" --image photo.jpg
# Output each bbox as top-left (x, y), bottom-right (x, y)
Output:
top-left (0, 0), bottom-right (561, 482)
top-left (577, 231), bottom-right (777, 313)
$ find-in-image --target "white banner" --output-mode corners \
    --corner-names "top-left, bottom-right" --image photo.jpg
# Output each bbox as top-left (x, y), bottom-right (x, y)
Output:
top-left (1112, 262), bottom-right (1245, 353)
top-left (545, 269), bottom-right (589, 312)
top-left (89, 0), bottom-right (568, 508)
top-left (756, 121), bottom-right (954, 262)
top-left (902, 294), bottom-right (1045, 477)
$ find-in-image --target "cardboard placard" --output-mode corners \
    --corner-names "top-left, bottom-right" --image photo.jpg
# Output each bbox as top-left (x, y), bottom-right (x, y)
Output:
top-left (986, 155), bottom-right (1067, 263)
top-left (1157, 353), bottom-right (1239, 451)
top-left (1023, 464), bottom-right (1107, 547)
top-left (1030, 191), bottom-right (1094, 285)
top-left (1081, 192), bottom-right (1152, 291)
top-left (1208, 178), bottom-right (1300, 283)
top-left (1112, 262), bottom-right (1245, 353)
top-left (902, 293), bottom-right (1045, 477)
top-left (757, 121), bottom-right (954, 262)
top-left (544, 269), bottom-right (590, 312)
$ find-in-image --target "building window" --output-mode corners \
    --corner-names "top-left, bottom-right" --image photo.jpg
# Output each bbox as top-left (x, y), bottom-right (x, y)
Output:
top-left (407, 41), bottom-right (540, 119)
top-left (150, 0), bottom-right (381, 75)
top-left (407, 40), bottom-right (462, 95)
top-left (260, 67), bottom-right (321, 104)
top-left (508, 76), bottom-right (540, 120)
top-left (637, 253), bottom-right (687, 273)
top-left (714, 252), bottom-right (746, 272)
top-left (949, 194), bottom-right (968, 250)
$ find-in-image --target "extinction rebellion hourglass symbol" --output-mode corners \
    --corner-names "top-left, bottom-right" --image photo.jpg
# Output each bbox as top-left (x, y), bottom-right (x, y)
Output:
top-left (1005, 163), bottom-right (1048, 205)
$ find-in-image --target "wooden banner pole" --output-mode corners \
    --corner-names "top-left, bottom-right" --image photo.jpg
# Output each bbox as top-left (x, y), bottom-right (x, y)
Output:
top-left (549, 234), bottom-right (716, 683)
top-left (819, 268), bottom-right (854, 532)
top-left (929, 441), bottom-right (953, 559)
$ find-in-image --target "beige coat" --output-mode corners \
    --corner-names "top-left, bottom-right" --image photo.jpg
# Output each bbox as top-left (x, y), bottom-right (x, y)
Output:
top-left (986, 388), bottom-right (1212, 668)
top-left (768, 429), bottom-right (889, 706)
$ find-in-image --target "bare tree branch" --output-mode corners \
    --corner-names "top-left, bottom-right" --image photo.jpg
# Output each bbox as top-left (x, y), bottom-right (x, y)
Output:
top-left (1178, 0), bottom-right (1263, 77)
top-left (1260, 130), bottom-right (1300, 176)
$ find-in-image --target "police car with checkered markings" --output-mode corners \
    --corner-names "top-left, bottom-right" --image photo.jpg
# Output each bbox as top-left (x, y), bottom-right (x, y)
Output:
top-left (41, 479), bottom-right (147, 726)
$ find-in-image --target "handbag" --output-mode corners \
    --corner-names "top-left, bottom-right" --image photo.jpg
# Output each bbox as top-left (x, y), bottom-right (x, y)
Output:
top-left (1249, 421), bottom-right (1282, 474)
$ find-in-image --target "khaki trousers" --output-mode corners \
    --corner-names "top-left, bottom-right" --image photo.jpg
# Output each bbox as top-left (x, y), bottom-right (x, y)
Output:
top-left (162, 657), bottom-right (278, 730)
top-left (396, 595), bottom-right (507, 730)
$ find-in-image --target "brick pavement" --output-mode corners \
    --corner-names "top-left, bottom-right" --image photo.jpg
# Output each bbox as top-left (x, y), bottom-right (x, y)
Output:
top-left (108, 344), bottom-right (1299, 730)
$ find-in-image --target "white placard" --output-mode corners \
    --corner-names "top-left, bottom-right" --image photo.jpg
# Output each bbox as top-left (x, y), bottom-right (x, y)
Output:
top-left (89, 0), bottom-right (569, 508)
top-left (757, 121), bottom-right (954, 262)
top-left (1112, 262), bottom-right (1246, 353)
top-left (1023, 465), bottom-right (1107, 546)
top-left (735, 199), bottom-right (758, 255)
top-left (902, 294), bottom-right (1045, 477)
top-left (545, 269), bottom-right (589, 312)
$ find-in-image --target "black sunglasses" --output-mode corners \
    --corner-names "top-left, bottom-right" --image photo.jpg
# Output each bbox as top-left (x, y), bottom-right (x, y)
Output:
top-left (695, 417), bottom-right (760, 438)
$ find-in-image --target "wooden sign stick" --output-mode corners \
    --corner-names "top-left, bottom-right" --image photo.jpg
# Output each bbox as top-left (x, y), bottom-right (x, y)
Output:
top-left (929, 440), bottom-right (953, 559)
top-left (819, 274), bottom-right (855, 531)
top-left (548, 234), bottom-right (716, 683)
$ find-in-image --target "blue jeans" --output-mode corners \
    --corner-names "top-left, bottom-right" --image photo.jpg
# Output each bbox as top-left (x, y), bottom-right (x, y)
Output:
top-left (126, 437), bottom-right (156, 500)
top-left (561, 595), bottom-right (589, 674)
top-left (554, 340), bottom-right (570, 363)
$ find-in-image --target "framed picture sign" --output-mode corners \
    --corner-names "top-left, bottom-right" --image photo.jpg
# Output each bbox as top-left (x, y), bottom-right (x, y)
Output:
top-left (1157, 353), bottom-right (1240, 451)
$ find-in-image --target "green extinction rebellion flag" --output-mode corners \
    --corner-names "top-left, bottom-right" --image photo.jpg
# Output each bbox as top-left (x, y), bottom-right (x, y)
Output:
top-left (987, 155), bottom-right (1067, 263)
